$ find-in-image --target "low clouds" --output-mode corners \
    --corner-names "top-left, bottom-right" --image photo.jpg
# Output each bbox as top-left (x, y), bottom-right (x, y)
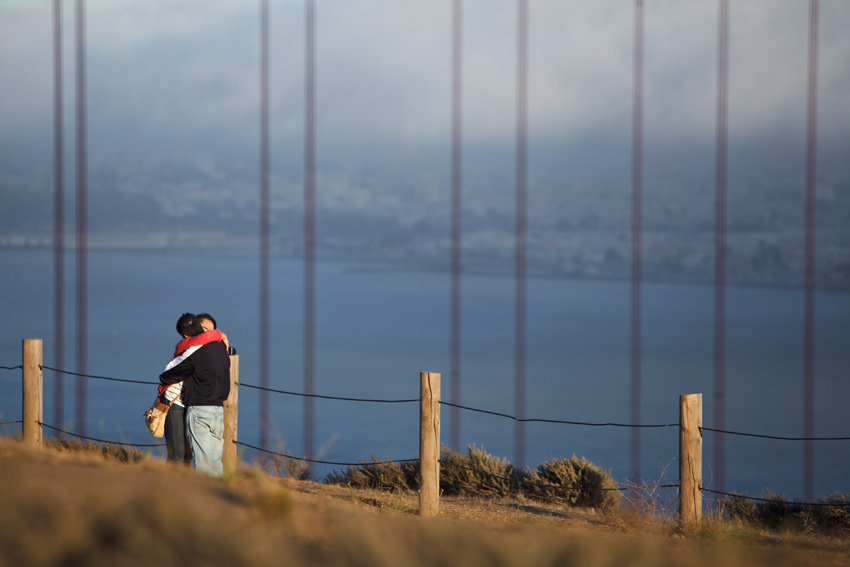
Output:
top-left (1, 0), bottom-right (849, 203)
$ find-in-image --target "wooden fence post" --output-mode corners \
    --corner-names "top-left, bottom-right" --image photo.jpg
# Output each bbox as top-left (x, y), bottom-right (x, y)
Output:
top-left (22, 339), bottom-right (43, 448)
top-left (223, 354), bottom-right (239, 477)
top-left (679, 393), bottom-right (702, 527)
top-left (419, 371), bottom-right (440, 517)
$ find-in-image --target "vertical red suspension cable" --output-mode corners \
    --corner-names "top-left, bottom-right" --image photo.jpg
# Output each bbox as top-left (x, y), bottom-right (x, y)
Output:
top-left (54, 0), bottom-right (65, 430)
top-left (714, 0), bottom-right (730, 495)
top-left (514, 0), bottom-right (528, 469)
top-left (259, 0), bottom-right (270, 451)
top-left (304, 0), bottom-right (316, 461)
top-left (450, 0), bottom-right (463, 452)
top-left (75, 0), bottom-right (87, 438)
top-left (803, 0), bottom-right (820, 502)
top-left (630, 0), bottom-right (644, 484)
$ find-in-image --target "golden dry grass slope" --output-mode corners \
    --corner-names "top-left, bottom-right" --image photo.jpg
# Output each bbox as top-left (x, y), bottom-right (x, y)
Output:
top-left (0, 440), bottom-right (847, 567)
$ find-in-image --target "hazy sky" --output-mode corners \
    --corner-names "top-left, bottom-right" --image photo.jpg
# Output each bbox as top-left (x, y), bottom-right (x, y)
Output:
top-left (1, 0), bottom-right (849, 219)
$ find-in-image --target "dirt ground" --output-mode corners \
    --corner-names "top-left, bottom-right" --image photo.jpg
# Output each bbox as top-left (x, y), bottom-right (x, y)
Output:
top-left (1, 441), bottom-right (848, 567)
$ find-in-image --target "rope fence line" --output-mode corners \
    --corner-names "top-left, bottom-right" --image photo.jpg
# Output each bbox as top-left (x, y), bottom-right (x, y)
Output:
top-left (441, 400), bottom-right (678, 428)
top-left (38, 422), bottom-right (166, 448)
top-left (3, 363), bottom-right (849, 440)
top-left (0, 420), bottom-right (23, 426)
top-left (238, 381), bottom-right (418, 404)
top-left (40, 365), bottom-right (157, 385)
top-left (701, 487), bottom-right (850, 509)
top-left (701, 426), bottom-right (850, 442)
top-left (0, 361), bottom-right (682, 428)
top-left (234, 440), bottom-right (418, 467)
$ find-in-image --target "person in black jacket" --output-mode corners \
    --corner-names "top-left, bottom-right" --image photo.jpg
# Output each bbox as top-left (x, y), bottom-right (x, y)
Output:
top-left (160, 313), bottom-right (231, 477)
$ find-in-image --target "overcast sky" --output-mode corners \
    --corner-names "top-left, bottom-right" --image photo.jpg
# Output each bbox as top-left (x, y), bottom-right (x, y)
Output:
top-left (1, 0), bottom-right (849, 220)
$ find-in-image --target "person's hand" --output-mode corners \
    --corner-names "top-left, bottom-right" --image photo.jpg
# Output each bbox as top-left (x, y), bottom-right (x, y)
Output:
top-left (219, 331), bottom-right (230, 350)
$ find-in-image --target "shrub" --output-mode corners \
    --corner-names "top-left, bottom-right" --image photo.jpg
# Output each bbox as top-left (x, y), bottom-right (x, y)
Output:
top-left (755, 492), bottom-right (806, 531)
top-left (325, 457), bottom-right (417, 491)
top-left (717, 492), bottom-right (760, 524)
top-left (439, 445), bottom-right (521, 498)
top-left (324, 445), bottom-right (624, 511)
top-left (808, 492), bottom-right (850, 535)
top-left (718, 491), bottom-right (850, 534)
top-left (521, 455), bottom-right (621, 509)
top-left (267, 442), bottom-right (312, 480)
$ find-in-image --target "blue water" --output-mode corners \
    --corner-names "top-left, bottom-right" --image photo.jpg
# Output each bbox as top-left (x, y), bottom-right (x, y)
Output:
top-left (1, 248), bottom-right (848, 500)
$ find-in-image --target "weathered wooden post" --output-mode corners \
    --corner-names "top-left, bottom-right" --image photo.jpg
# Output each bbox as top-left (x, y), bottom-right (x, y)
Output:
top-left (223, 354), bottom-right (239, 477)
top-left (679, 393), bottom-right (702, 527)
top-left (419, 371), bottom-right (440, 517)
top-left (22, 339), bottom-right (43, 447)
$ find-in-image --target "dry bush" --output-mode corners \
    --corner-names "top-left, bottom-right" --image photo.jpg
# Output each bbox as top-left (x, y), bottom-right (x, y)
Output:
top-left (612, 472), bottom-right (679, 534)
top-left (267, 442), bottom-right (313, 480)
top-left (325, 457), bottom-right (418, 491)
top-left (755, 492), bottom-right (806, 531)
top-left (719, 491), bottom-right (850, 536)
top-left (327, 446), bottom-right (624, 510)
top-left (521, 455), bottom-right (622, 509)
top-left (439, 445), bottom-right (521, 498)
top-left (273, 453), bottom-right (312, 480)
top-left (808, 492), bottom-right (850, 536)
top-left (620, 473), bottom-right (678, 521)
top-left (718, 492), bottom-right (760, 524)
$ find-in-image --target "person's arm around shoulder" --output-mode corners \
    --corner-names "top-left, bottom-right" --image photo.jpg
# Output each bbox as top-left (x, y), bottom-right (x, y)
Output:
top-left (160, 356), bottom-right (195, 386)
top-left (173, 329), bottom-right (225, 357)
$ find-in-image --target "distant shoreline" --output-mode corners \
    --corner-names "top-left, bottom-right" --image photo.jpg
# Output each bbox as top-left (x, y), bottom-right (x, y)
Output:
top-left (2, 233), bottom-right (847, 294)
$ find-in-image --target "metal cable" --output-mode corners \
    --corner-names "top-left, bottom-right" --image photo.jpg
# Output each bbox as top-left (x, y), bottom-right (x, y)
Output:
top-left (701, 426), bottom-right (850, 441)
top-left (12, 365), bottom-right (850, 439)
top-left (40, 365), bottom-right (157, 385)
top-left (238, 381), bottom-right (418, 404)
top-left (39, 422), bottom-right (165, 447)
top-left (441, 401), bottom-right (678, 428)
top-left (234, 440), bottom-right (418, 467)
top-left (702, 487), bottom-right (848, 508)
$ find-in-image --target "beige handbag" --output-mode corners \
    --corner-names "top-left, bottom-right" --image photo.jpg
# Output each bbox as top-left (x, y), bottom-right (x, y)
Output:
top-left (143, 396), bottom-right (177, 438)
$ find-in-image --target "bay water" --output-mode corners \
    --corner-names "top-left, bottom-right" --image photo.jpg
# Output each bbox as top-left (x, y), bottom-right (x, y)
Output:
top-left (1, 248), bottom-right (848, 501)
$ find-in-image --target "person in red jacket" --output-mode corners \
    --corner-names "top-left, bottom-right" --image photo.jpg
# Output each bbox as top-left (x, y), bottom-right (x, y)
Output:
top-left (160, 313), bottom-right (231, 477)
top-left (160, 314), bottom-right (229, 464)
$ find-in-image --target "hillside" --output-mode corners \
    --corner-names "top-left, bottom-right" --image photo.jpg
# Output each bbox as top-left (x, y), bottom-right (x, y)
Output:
top-left (0, 440), bottom-right (847, 567)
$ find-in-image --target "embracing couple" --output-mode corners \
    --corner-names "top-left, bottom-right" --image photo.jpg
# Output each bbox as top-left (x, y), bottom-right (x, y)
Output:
top-left (158, 312), bottom-right (233, 477)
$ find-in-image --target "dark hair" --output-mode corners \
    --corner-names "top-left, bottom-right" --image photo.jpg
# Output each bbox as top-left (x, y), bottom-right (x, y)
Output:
top-left (196, 313), bottom-right (217, 330)
top-left (176, 312), bottom-right (205, 337)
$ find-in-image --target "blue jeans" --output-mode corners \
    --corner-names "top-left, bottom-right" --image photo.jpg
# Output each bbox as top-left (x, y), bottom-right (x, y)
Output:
top-left (186, 405), bottom-right (224, 477)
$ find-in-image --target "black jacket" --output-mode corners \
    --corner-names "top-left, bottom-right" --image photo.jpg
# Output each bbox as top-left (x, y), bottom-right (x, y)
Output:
top-left (160, 342), bottom-right (231, 406)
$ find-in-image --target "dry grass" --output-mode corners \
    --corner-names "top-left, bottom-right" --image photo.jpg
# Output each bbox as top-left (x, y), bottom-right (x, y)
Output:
top-left (43, 435), bottom-right (152, 464)
top-left (1, 438), bottom-right (848, 567)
